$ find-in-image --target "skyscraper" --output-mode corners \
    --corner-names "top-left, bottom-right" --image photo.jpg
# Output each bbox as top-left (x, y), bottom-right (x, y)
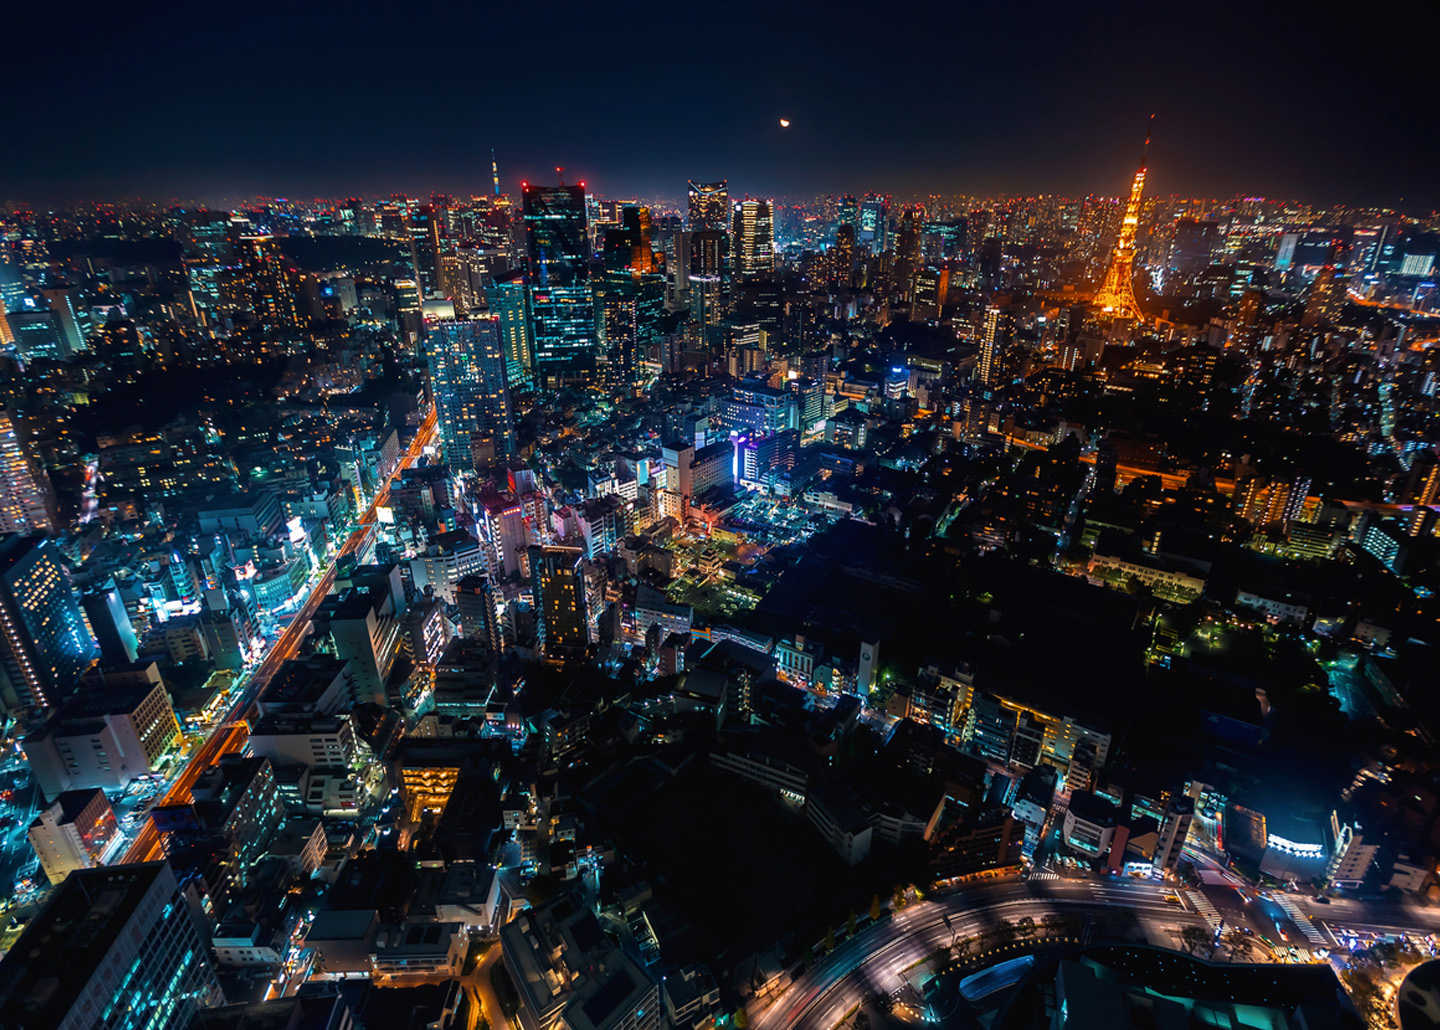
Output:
top-left (974, 304), bottom-right (1012, 394)
top-left (0, 861), bottom-right (223, 1030)
top-left (0, 408), bottom-right (57, 536)
top-left (81, 578), bottom-right (139, 664)
top-left (427, 317), bottom-right (515, 470)
top-left (1302, 264), bottom-right (1347, 327)
top-left (409, 203), bottom-right (440, 294)
top-left (594, 268), bottom-right (665, 391)
top-left (687, 180), bottom-right (729, 232)
top-left (492, 274), bottom-right (535, 390)
top-left (732, 200), bottom-right (775, 282)
top-left (0, 534), bottom-right (96, 711)
top-left (857, 196), bottom-right (889, 253)
top-left (236, 236), bottom-right (303, 332)
top-left (529, 545), bottom-right (588, 659)
top-left (522, 183), bottom-right (596, 387)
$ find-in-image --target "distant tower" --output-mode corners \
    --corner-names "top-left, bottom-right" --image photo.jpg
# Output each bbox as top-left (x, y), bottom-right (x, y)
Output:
top-left (687, 181), bottom-right (729, 232)
top-left (1091, 119), bottom-right (1153, 321)
top-left (732, 199), bottom-right (775, 282)
top-left (492, 149), bottom-right (501, 197)
top-left (974, 304), bottom-right (1012, 394)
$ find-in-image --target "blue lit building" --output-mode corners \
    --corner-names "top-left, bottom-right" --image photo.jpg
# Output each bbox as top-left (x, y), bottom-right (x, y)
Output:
top-left (594, 269), bottom-right (665, 390)
top-left (522, 183), bottom-right (596, 388)
top-left (857, 196), bottom-right (889, 253)
top-left (427, 316), bottom-right (515, 470)
top-left (0, 534), bottom-right (96, 712)
top-left (0, 861), bottom-right (223, 1030)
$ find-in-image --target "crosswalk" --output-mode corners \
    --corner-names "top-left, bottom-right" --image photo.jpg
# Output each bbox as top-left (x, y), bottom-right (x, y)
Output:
top-left (1028, 869), bottom-right (1062, 882)
top-left (1272, 895), bottom-right (1330, 946)
top-left (1185, 889), bottom-right (1224, 930)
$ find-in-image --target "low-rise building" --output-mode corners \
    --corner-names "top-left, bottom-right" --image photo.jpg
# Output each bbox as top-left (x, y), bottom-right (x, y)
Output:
top-left (27, 787), bottom-right (119, 884)
top-left (806, 781), bottom-right (873, 865)
top-left (25, 679), bottom-right (181, 796)
top-left (500, 892), bottom-right (661, 1030)
top-left (1062, 789), bottom-right (1121, 860)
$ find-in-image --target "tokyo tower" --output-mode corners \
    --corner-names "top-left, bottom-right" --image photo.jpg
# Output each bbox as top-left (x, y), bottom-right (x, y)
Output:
top-left (1091, 118), bottom-right (1154, 321)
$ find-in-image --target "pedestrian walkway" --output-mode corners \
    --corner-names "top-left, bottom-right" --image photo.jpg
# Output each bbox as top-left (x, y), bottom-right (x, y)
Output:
top-left (1028, 869), bottom-right (1062, 881)
top-left (1199, 868), bottom-right (1237, 886)
top-left (1185, 889), bottom-right (1224, 930)
top-left (1272, 895), bottom-right (1330, 946)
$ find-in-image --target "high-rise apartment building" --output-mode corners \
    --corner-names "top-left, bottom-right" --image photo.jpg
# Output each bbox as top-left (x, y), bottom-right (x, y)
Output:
top-left (0, 409), bottom-right (57, 535)
top-left (974, 304), bottom-right (1012, 394)
top-left (236, 235), bottom-right (302, 331)
top-left (523, 183), bottom-right (595, 387)
top-left (0, 534), bottom-right (95, 711)
top-left (732, 200), bottom-right (775, 282)
top-left (687, 180), bottom-right (729, 232)
top-left (427, 316), bottom-right (515, 469)
top-left (0, 861), bottom-right (224, 1030)
top-left (529, 545), bottom-right (588, 659)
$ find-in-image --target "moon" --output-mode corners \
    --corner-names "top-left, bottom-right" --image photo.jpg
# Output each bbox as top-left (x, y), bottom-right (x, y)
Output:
top-left (779, 118), bottom-right (790, 128)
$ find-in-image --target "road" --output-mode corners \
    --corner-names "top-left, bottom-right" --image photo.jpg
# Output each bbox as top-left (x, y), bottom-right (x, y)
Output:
top-left (753, 878), bottom-right (1194, 1030)
top-left (120, 407), bottom-right (436, 864)
top-left (751, 874), bottom-right (1440, 1030)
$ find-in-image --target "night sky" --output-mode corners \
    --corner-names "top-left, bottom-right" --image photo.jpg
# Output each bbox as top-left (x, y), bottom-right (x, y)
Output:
top-left (6, 0), bottom-right (1436, 208)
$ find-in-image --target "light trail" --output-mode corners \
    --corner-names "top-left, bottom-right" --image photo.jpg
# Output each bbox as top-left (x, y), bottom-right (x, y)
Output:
top-left (119, 407), bottom-right (437, 864)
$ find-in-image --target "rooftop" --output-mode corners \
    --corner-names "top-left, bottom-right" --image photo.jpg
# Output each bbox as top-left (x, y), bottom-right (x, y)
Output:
top-left (0, 862), bottom-right (174, 1029)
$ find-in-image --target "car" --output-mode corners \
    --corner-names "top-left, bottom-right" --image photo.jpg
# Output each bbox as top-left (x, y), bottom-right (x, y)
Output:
top-left (1313, 894), bottom-right (1331, 904)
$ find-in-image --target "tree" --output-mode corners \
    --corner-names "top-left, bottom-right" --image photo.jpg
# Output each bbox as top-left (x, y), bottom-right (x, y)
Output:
top-left (800, 942), bottom-right (814, 967)
top-left (824, 927), bottom-right (836, 954)
top-left (1223, 930), bottom-right (1254, 962)
top-left (1179, 925), bottom-right (1211, 955)
top-left (893, 886), bottom-right (906, 911)
top-left (1041, 913), bottom-right (1067, 936)
top-left (994, 918), bottom-right (1018, 943)
top-left (733, 1009), bottom-right (749, 1030)
top-left (870, 894), bottom-right (882, 921)
top-left (847, 911), bottom-right (857, 938)
top-left (954, 936), bottom-right (974, 960)
top-left (1014, 916), bottom-right (1036, 940)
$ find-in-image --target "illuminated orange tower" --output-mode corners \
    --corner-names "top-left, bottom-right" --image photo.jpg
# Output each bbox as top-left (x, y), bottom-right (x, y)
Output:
top-left (1092, 118), bottom-right (1153, 321)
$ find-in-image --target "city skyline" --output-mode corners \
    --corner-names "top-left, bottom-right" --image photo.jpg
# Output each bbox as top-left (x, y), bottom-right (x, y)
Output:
top-left (0, 7), bottom-right (1437, 1025)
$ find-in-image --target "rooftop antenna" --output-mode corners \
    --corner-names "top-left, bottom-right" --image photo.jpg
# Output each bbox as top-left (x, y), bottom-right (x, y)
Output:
top-left (556, 166), bottom-right (565, 186)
